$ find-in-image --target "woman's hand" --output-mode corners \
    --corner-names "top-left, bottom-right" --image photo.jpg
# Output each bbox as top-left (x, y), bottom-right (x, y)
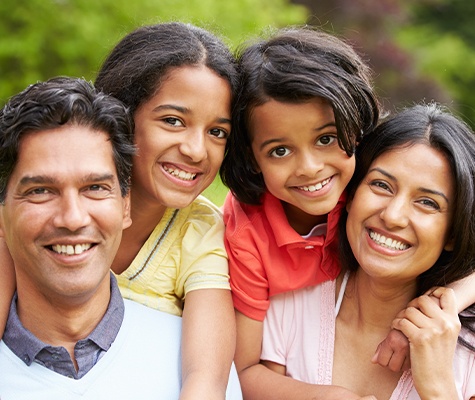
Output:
top-left (392, 287), bottom-right (460, 399)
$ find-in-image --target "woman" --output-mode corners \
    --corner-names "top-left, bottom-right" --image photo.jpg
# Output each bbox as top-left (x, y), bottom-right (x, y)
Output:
top-left (261, 103), bottom-right (475, 399)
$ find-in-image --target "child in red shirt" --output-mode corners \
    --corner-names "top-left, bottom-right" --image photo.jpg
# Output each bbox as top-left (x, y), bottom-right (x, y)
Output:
top-left (220, 26), bottom-right (475, 399)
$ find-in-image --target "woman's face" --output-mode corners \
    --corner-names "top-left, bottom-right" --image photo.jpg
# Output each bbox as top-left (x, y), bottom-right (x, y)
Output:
top-left (346, 143), bottom-right (455, 284)
top-left (131, 65), bottom-right (232, 209)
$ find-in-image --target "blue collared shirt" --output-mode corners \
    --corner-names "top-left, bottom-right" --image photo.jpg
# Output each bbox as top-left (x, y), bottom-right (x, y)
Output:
top-left (2, 273), bottom-right (124, 379)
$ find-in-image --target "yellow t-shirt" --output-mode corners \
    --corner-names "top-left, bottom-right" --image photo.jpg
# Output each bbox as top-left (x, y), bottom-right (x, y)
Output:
top-left (114, 195), bottom-right (230, 317)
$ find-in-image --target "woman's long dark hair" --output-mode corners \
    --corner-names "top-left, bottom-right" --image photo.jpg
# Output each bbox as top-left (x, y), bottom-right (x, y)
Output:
top-left (339, 103), bottom-right (475, 350)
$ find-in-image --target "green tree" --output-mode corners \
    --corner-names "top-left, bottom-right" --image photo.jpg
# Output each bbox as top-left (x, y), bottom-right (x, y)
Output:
top-left (0, 0), bottom-right (307, 104)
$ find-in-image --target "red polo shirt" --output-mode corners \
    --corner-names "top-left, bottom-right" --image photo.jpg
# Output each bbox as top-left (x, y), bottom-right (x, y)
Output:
top-left (223, 191), bottom-right (344, 321)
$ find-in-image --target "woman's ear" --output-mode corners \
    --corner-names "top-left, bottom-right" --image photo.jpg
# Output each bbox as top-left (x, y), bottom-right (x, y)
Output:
top-left (444, 237), bottom-right (454, 252)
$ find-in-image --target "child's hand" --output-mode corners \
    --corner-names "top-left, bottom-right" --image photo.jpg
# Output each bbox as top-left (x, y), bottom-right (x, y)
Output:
top-left (371, 287), bottom-right (447, 372)
top-left (371, 328), bottom-right (410, 371)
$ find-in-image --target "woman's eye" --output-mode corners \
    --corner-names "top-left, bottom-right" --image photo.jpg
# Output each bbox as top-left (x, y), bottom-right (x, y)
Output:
top-left (209, 128), bottom-right (228, 139)
top-left (418, 198), bottom-right (440, 210)
top-left (316, 135), bottom-right (337, 146)
top-left (163, 117), bottom-right (184, 127)
top-left (370, 180), bottom-right (391, 192)
top-left (270, 147), bottom-right (291, 158)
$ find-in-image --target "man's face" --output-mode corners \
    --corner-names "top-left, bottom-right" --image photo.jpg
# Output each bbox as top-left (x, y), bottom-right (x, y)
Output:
top-left (0, 125), bottom-right (131, 304)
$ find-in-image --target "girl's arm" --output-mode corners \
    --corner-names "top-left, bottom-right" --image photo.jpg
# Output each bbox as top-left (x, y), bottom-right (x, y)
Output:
top-left (179, 288), bottom-right (236, 400)
top-left (0, 239), bottom-right (15, 339)
top-left (372, 272), bottom-right (475, 371)
top-left (235, 311), bottom-right (369, 400)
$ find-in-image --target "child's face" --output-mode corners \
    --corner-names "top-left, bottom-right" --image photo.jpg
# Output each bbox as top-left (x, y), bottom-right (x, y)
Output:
top-left (250, 98), bottom-right (355, 231)
top-left (132, 65), bottom-right (232, 210)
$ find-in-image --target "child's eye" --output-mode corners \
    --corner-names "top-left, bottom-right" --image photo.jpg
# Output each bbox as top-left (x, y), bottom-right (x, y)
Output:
top-left (163, 117), bottom-right (184, 127)
top-left (209, 128), bottom-right (228, 139)
top-left (270, 146), bottom-right (291, 158)
top-left (316, 135), bottom-right (337, 146)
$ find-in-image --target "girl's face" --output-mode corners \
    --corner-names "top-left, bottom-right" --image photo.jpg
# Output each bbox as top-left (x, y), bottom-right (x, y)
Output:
top-left (132, 65), bottom-right (232, 209)
top-left (346, 143), bottom-right (454, 285)
top-left (250, 98), bottom-right (355, 232)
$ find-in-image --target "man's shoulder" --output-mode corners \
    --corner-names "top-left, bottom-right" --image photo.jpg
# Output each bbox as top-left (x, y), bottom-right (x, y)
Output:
top-left (123, 299), bottom-right (182, 331)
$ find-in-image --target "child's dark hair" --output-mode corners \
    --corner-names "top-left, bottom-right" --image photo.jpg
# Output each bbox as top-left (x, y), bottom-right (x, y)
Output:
top-left (339, 103), bottom-right (475, 350)
top-left (95, 22), bottom-right (238, 118)
top-left (220, 26), bottom-right (380, 205)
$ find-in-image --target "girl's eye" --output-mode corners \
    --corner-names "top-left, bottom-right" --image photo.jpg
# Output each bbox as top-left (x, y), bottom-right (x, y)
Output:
top-left (209, 128), bottom-right (228, 139)
top-left (163, 117), bottom-right (184, 127)
top-left (316, 135), bottom-right (337, 146)
top-left (270, 146), bottom-right (291, 158)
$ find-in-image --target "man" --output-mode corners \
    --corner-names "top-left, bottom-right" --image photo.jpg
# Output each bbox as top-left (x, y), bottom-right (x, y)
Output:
top-left (0, 77), bottom-right (183, 398)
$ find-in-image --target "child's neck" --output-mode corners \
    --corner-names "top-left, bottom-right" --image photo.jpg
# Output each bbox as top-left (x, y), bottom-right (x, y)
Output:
top-left (282, 201), bottom-right (328, 235)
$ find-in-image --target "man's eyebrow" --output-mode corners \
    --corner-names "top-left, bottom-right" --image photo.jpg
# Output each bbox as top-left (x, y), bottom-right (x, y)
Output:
top-left (18, 173), bottom-right (116, 186)
top-left (19, 175), bottom-right (57, 186)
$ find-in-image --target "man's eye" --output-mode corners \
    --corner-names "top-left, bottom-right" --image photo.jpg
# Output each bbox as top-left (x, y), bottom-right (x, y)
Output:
top-left (28, 188), bottom-right (50, 195)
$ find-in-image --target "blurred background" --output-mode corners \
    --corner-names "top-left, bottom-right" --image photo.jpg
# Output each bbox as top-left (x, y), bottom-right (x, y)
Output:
top-left (2, 0), bottom-right (474, 205)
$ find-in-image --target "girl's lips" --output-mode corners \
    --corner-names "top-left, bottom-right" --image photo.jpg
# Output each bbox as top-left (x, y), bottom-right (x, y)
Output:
top-left (162, 163), bottom-right (200, 181)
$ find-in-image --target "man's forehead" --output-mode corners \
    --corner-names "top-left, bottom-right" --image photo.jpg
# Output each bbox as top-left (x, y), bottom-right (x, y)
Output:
top-left (11, 126), bottom-right (118, 185)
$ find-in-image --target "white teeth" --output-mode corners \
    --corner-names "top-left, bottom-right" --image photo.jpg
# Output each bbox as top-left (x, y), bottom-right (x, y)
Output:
top-left (299, 178), bottom-right (330, 192)
top-left (52, 244), bottom-right (92, 255)
top-left (369, 230), bottom-right (409, 250)
top-left (163, 165), bottom-right (196, 181)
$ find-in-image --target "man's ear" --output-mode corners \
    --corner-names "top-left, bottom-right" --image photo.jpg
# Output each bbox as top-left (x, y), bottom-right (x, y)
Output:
top-left (122, 193), bottom-right (132, 230)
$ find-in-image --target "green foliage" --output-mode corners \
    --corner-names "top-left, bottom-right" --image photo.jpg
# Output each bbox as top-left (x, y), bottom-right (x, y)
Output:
top-left (396, 0), bottom-right (475, 126)
top-left (0, 0), bottom-right (307, 104)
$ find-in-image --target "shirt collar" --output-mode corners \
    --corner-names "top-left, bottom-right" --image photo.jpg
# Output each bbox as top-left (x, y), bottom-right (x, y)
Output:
top-left (262, 191), bottom-right (347, 248)
top-left (3, 272), bottom-right (124, 366)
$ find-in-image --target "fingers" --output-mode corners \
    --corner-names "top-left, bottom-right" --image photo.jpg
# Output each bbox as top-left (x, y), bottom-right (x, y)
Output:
top-left (371, 329), bottom-right (411, 372)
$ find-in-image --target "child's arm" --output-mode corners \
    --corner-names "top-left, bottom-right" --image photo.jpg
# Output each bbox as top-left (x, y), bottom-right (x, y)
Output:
top-left (0, 238), bottom-right (15, 339)
top-left (372, 272), bottom-right (475, 371)
top-left (179, 288), bottom-right (236, 400)
top-left (235, 311), bottom-right (372, 400)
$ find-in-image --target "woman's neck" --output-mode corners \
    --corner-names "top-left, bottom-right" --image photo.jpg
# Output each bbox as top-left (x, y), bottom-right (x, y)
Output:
top-left (340, 269), bottom-right (417, 330)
